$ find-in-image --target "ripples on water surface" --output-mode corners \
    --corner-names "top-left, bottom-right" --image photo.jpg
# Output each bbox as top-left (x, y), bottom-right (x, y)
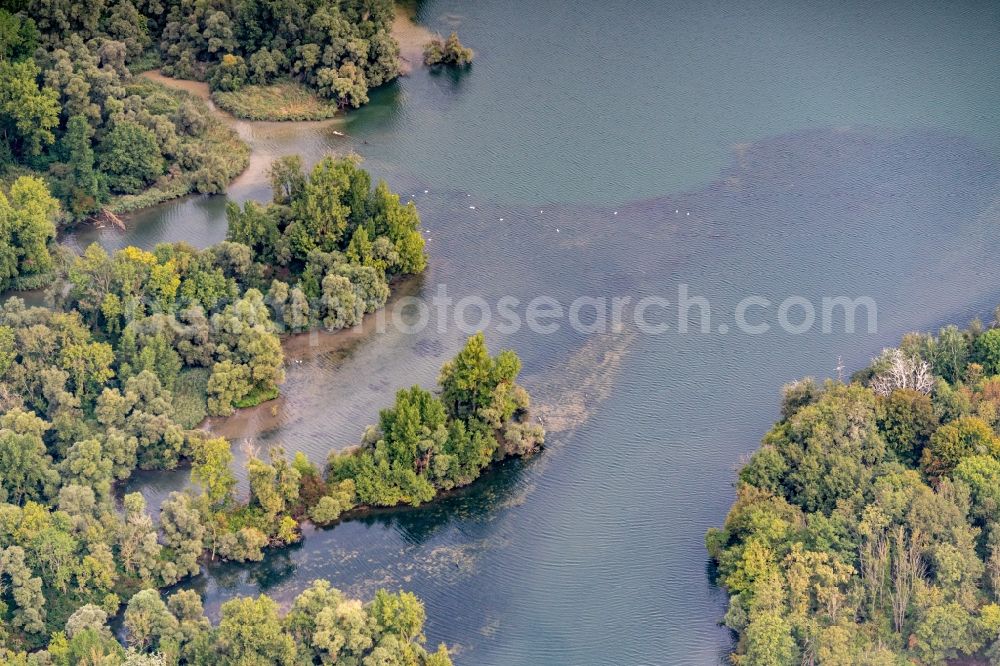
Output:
top-left (78, 0), bottom-right (1000, 663)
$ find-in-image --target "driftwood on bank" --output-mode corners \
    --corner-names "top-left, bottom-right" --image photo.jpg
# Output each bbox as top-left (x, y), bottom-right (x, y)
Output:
top-left (91, 207), bottom-right (126, 230)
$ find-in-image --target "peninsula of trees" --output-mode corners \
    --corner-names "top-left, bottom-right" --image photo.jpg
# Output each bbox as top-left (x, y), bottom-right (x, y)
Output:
top-left (0, 0), bottom-right (407, 219)
top-left (0, 7), bottom-right (248, 222)
top-left (0, 151), bottom-right (544, 660)
top-left (708, 317), bottom-right (1000, 664)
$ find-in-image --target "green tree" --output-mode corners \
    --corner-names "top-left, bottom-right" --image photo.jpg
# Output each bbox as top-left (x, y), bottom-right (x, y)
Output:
top-left (308, 479), bottom-right (356, 526)
top-left (208, 53), bottom-right (247, 91)
top-left (191, 436), bottom-right (236, 507)
top-left (268, 154), bottom-right (304, 205)
top-left (953, 455), bottom-right (1000, 524)
top-left (61, 437), bottom-right (114, 502)
top-left (368, 180), bottom-right (426, 275)
top-left (0, 544), bottom-right (46, 634)
top-left (930, 325), bottom-right (970, 383)
top-left (0, 58), bottom-right (58, 160)
top-left (0, 408), bottom-right (58, 505)
top-left (160, 491), bottom-right (206, 582)
top-left (247, 454), bottom-right (283, 522)
top-left (284, 286), bottom-right (310, 331)
top-left (124, 588), bottom-right (181, 652)
top-left (879, 388), bottom-right (936, 465)
top-left (320, 273), bottom-right (361, 330)
top-left (423, 32), bottom-right (474, 67)
top-left (370, 589), bottom-right (426, 642)
top-left (0, 10), bottom-right (39, 62)
top-left (438, 332), bottom-right (496, 419)
top-left (216, 595), bottom-right (296, 665)
top-left (227, 200), bottom-right (278, 263)
top-left (743, 611), bottom-right (798, 666)
top-left (975, 328), bottom-right (1000, 376)
top-left (52, 626), bottom-right (126, 666)
top-left (119, 492), bottom-right (163, 585)
top-left (913, 603), bottom-right (980, 664)
top-left (59, 114), bottom-right (101, 217)
top-left (0, 175), bottom-right (59, 290)
top-left (98, 121), bottom-right (165, 194)
top-left (65, 603), bottom-right (112, 639)
top-left (922, 415), bottom-right (1000, 479)
top-left (346, 225), bottom-right (373, 266)
top-left (286, 156), bottom-right (352, 259)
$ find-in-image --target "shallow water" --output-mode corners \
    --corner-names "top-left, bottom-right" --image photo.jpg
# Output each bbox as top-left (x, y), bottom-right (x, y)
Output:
top-left (87, 1), bottom-right (1000, 663)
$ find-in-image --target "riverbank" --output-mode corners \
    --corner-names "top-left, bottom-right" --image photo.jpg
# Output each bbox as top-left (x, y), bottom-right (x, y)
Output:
top-left (206, 273), bottom-right (424, 440)
top-left (66, 3), bottom-right (437, 233)
top-left (146, 331), bottom-right (546, 588)
top-left (5, 72), bottom-right (250, 228)
top-left (143, 5), bottom-right (434, 126)
top-left (138, 69), bottom-right (345, 198)
top-left (105, 78), bottom-right (248, 214)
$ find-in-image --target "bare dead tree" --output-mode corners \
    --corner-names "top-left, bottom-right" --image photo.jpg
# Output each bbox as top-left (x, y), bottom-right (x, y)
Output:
top-left (240, 438), bottom-right (260, 461)
top-left (860, 528), bottom-right (889, 618)
top-left (889, 526), bottom-right (925, 634)
top-left (869, 348), bottom-right (934, 397)
top-left (987, 547), bottom-right (1000, 600)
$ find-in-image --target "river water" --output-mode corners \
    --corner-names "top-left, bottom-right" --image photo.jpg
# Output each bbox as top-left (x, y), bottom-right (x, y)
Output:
top-left (67, 1), bottom-right (1000, 663)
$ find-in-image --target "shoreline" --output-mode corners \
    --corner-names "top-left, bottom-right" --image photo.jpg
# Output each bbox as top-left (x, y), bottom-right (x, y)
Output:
top-left (62, 73), bottom-right (250, 228)
top-left (79, 3), bottom-right (436, 229)
top-left (140, 2), bottom-right (433, 122)
top-left (204, 273), bottom-right (424, 439)
top-left (140, 69), bottom-right (344, 194)
top-left (393, 4), bottom-right (436, 74)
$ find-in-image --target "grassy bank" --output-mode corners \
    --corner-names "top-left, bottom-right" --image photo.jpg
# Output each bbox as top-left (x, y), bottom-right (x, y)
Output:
top-left (212, 81), bottom-right (340, 121)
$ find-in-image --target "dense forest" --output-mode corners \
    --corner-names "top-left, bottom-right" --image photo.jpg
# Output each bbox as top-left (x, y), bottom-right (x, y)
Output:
top-left (709, 317), bottom-right (1000, 664)
top-left (0, 0), bottom-right (402, 220)
top-left (0, 2), bottom-right (519, 662)
top-left (0, 147), bottom-right (543, 661)
top-left (5, 582), bottom-right (454, 665)
top-left (0, 5), bottom-right (248, 222)
top-left (155, 0), bottom-right (399, 108)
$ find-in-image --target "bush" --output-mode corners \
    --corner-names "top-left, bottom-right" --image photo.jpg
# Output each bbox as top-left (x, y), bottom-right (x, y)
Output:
top-left (308, 479), bottom-right (356, 526)
top-left (423, 33), bottom-right (473, 67)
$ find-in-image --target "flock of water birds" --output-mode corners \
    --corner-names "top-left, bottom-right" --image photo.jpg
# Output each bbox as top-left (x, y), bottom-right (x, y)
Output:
top-left (402, 188), bottom-right (697, 242)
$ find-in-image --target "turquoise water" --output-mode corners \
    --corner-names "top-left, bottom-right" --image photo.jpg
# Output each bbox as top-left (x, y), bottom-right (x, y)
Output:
top-left (89, 1), bottom-right (1000, 663)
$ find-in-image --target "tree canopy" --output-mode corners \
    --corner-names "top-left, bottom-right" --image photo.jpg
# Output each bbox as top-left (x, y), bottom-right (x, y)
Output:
top-left (423, 33), bottom-right (473, 68)
top-left (710, 321), bottom-right (1000, 665)
top-left (0, 8), bottom-right (248, 221)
